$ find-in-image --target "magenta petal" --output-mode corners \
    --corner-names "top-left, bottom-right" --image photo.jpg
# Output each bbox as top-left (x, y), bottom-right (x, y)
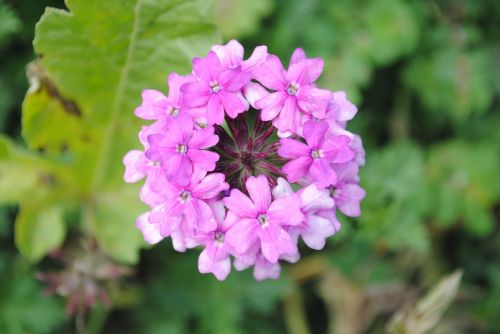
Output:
top-left (309, 159), bottom-right (336, 188)
top-left (219, 91), bottom-right (247, 118)
top-left (278, 138), bottom-right (310, 158)
top-left (167, 113), bottom-right (193, 143)
top-left (165, 154), bottom-right (192, 185)
top-left (303, 120), bottom-right (328, 148)
top-left (211, 39), bottom-right (244, 70)
top-left (167, 73), bottom-right (195, 103)
top-left (258, 224), bottom-right (297, 263)
top-left (256, 91), bottom-right (287, 121)
top-left (225, 218), bottom-right (258, 254)
top-left (253, 55), bottom-right (288, 91)
top-left (267, 195), bottom-right (304, 226)
top-left (207, 94), bottom-right (224, 125)
top-left (290, 48), bottom-right (306, 65)
top-left (287, 61), bottom-right (309, 85)
top-left (246, 175), bottom-right (272, 213)
top-left (192, 200), bottom-right (217, 232)
top-left (306, 58), bottom-right (324, 82)
top-left (276, 96), bottom-right (301, 133)
top-left (282, 156), bottom-right (312, 183)
top-left (187, 149), bottom-right (219, 171)
top-left (159, 216), bottom-right (183, 238)
top-left (191, 173), bottom-right (229, 199)
top-left (135, 89), bottom-right (168, 120)
top-left (188, 127), bottom-right (219, 149)
top-left (297, 86), bottom-right (332, 118)
top-left (322, 136), bottom-right (355, 163)
top-left (223, 189), bottom-right (258, 218)
top-left (219, 69), bottom-right (250, 91)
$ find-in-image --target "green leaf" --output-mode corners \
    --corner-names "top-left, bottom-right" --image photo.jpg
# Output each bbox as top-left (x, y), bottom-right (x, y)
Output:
top-left (0, 136), bottom-right (65, 205)
top-left (15, 0), bottom-right (220, 262)
top-left (14, 203), bottom-right (65, 262)
top-left (215, 0), bottom-right (274, 39)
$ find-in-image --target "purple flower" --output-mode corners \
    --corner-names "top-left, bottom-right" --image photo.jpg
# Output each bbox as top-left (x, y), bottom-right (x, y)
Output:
top-left (148, 170), bottom-right (229, 237)
top-left (278, 120), bottom-right (355, 188)
top-left (273, 178), bottom-right (337, 250)
top-left (211, 39), bottom-right (268, 72)
top-left (223, 175), bottom-right (303, 263)
top-left (125, 41), bottom-right (366, 281)
top-left (331, 162), bottom-right (366, 217)
top-left (195, 201), bottom-right (234, 280)
top-left (253, 48), bottom-right (332, 134)
top-left (135, 73), bottom-right (195, 120)
top-left (181, 51), bottom-right (251, 125)
top-left (145, 113), bottom-right (220, 185)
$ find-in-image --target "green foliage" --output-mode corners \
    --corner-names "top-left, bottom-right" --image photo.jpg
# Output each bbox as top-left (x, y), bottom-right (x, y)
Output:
top-left (3, 0), bottom-right (221, 263)
top-left (0, 0), bottom-right (499, 333)
top-left (0, 258), bottom-right (67, 334)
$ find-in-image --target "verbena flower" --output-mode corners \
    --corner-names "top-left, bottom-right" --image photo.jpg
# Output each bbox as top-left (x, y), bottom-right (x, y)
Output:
top-left (124, 40), bottom-right (366, 281)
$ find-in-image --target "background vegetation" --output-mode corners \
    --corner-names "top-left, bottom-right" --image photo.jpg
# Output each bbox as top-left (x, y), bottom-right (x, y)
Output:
top-left (0, 0), bottom-right (499, 333)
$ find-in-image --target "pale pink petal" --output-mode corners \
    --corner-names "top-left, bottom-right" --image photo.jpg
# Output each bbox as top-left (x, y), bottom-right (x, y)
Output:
top-left (245, 175), bottom-right (272, 213)
top-left (135, 89), bottom-right (168, 120)
top-left (336, 183), bottom-right (366, 217)
top-left (253, 257), bottom-right (281, 281)
top-left (123, 150), bottom-right (149, 183)
top-left (243, 82), bottom-right (269, 109)
top-left (165, 154), bottom-right (192, 185)
top-left (275, 96), bottom-right (301, 133)
top-left (198, 248), bottom-right (231, 280)
top-left (136, 212), bottom-right (163, 244)
top-left (211, 39), bottom-right (244, 69)
top-left (301, 215), bottom-right (335, 250)
top-left (242, 45), bottom-right (268, 72)
top-left (322, 136), bottom-right (355, 163)
top-left (271, 177), bottom-right (294, 199)
top-left (299, 184), bottom-right (334, 213)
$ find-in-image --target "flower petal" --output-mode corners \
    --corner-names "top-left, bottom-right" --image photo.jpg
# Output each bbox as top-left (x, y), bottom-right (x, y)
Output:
top-left (253, 55), bottom-right (287, 91)
top-left (246, 175), bottom-right (272, 213)
top-left (278, 138), bottom-right (310, 158)
top-left (303, 120), bottom-right (328, 148)
top-left (207, 94), bottom-right (224, 125)
top-left (225, 218), bottom-right (258, 254)
top-left (187, 149), bottom-right (219, 171)
top-left (223, 189), bottom-right (258, 218)
top-left (282, 156), bottom-right (312, 183)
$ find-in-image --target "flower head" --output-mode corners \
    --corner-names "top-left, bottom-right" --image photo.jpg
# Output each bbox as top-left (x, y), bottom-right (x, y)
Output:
top-left (124, 41), bottom-right (365, 281)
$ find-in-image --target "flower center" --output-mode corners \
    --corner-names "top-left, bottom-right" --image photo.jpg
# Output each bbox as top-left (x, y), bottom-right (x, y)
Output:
top-left (257, 213), bottom-right (269, 226)
top-left (179, 190), bottom-right (192, 203)
top-left (311, 149), bottom-right (324, 159)
top-left (213, 111), bottom-right (286, 192)
top-left (286, 82), bottom-right (299, 96)
top-left (210, 81), bottom-right (222, 94)
top-left (176, 144), bottom-right (188, 154)
top-left (167, 106), bottom-right (180, 117)
top-left (214, 231), bottom-right (225, 243)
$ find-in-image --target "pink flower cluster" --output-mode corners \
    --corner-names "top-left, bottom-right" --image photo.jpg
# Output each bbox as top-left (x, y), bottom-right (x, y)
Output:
top-left (124, 40), bottom-right (365, 281)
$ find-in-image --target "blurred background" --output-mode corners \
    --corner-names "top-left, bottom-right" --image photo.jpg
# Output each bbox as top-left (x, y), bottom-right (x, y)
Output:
top-left (0, 0), bottom-right (499, 333)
